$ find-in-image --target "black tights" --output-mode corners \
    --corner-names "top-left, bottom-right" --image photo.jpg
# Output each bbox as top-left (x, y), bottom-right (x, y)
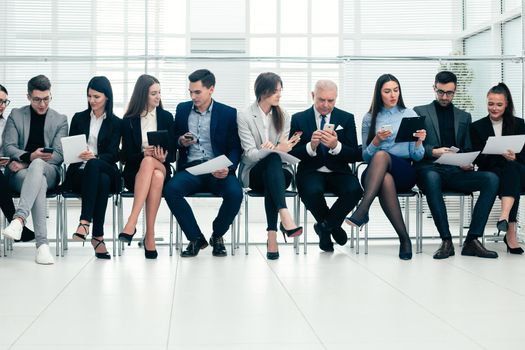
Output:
top-left (353, 151), bottom-right (409, 241)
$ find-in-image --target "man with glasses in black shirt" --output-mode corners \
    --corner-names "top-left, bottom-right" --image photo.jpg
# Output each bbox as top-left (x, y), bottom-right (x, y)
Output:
top-left (414, 71), bottom-right (499, 260)
top-left (2, 75), bottom-right (68, 264)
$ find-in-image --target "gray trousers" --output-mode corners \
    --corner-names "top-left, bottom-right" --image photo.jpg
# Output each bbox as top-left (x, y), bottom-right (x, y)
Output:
top-left (8, 159), bottom-right (58, 247)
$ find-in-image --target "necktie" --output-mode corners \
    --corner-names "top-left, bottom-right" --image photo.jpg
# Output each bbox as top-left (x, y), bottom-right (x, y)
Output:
top-left (319, 114), bottom-right (328, 156)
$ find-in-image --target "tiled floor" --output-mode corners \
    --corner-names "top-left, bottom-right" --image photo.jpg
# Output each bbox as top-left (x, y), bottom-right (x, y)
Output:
top-left (0, 231), bottom-right (523, 350)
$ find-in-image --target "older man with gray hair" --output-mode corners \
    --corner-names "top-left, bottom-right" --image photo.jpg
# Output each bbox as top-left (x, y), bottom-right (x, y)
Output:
top-left (289, 80), bottom-right (363, 252)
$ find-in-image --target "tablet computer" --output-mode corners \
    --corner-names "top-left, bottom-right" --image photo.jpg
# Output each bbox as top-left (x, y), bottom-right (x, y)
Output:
top-left (394, 116), bottom-right (426, 143)
top-left (147, 130), bottom-right (169, 150)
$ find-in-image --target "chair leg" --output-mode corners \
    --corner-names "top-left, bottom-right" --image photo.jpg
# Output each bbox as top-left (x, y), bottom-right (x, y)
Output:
top-left (303, 206), bottom-right (308, 255)
top-left (112, 195), bottom-right (117, 257)
top-left (169, 214), bottom-right (174, 256)
top-left (231, 216), bottom-right (236, 256)
top-left (117, 194), bottom-right (123, 256)
top-left (459, 196), bottom-right (465, 247)
top-left (244, 193), bottom-right (249, 255)
top-left (293, 195), bottom-right (300, 255)
top-left (364, 223), bottom-right (368, 255)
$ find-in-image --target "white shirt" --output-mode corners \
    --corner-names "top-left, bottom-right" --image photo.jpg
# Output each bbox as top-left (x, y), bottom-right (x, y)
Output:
top-left (0, 115), bottom-right (6, 148)
top-left (140, 108), bottom-right (157, 149)
top-left (258, 104), bottom-right (272, 142)
top-left (88, 110), bottom-right (106, 156)
top-left (306, 107), bottom-right (342, 173)
top-left (491, 118), bottom-right (503, 137)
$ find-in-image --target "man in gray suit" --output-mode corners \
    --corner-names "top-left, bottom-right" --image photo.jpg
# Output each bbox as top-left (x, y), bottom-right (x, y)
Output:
top-left (2, 75), bottom-right (68, 264)
top-left (414, 71), bottom-right (499, 260)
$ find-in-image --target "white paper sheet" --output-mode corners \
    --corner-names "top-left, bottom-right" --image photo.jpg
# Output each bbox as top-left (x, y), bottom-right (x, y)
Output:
top-left (258, 148), bottom-right (300, 165)
top-left (186, 155), bottom-right (233, 176)
top-left (60, 134), bottom-right (87, 164)
top-left (434, 151), bottom-right (480, 167)
top-left (481, 135), bottom-right (525, 155)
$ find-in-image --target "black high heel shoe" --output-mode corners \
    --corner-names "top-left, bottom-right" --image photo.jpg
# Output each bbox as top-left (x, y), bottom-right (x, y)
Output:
top-left (345, 214), bottom-right (369, 230)
top-left (399, 236), bottom-right (413, 260)
top-left (266, 240), bottom-right (279, 260)
top-left (72, 223), bottom-right (90, 246)
top-left (143, 238), bottom-right (158, 259)
top-left (496, 219), bottom-right (509, 236)
top-left (503, 234), bottom-right (524, 255)
top-left (91, 237), bottom-right (111, 259)
top-left (118, 228), bottom-right (137, 246)
top-left (279, 223), bottom-right (303, 240)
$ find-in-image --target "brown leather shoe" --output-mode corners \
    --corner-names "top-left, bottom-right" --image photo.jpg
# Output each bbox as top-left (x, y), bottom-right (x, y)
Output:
top-left (461, 239), bottom-right (498, 259)
top-left (433, 239), bottom-right (455, 259)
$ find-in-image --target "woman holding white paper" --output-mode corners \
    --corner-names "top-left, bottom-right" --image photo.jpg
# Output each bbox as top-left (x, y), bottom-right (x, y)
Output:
top-left (345, 74), bottom-right (426, 260)
top-left (471, 83), bottom-right (525, 254)
top-left (65, 76), bottom-right (121, 259)
top-left (237, 72), bottom-right (302, 260)
top-left (119, 74), bottom-right (174, 259)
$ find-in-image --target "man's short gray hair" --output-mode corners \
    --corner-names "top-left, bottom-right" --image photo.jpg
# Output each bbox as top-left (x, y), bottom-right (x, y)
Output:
top-left (314, 80), bottom-right (338, 94)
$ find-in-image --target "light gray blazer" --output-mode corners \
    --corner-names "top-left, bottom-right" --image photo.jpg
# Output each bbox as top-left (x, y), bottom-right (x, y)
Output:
top-left (237, 101), bottom-right (293, 187)
top-left (3, 105), bottom-right (68, 175)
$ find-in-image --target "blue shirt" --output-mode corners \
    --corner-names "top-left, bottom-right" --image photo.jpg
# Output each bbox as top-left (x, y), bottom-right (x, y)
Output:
top-left (187, 101), bottom-right (215, 163)
top-left (362, 105), bottom-right (424, 162)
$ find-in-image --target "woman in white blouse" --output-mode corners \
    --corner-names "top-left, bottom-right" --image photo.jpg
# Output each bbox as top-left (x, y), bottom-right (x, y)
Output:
top-left (237, 72), bottom-right (302, 260)
top-left (119, 74), bottom-right (174, 259)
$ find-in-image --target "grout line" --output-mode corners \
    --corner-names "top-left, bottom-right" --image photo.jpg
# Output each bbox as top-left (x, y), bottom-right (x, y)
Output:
top-left (336, 245), bottom-right (488, 350)
top-left (7, 256), bottom-right (95, 349)
top-left (165, 252), bottom-right (180, 350)
top-left (255, 246), bottom-right (328, 350)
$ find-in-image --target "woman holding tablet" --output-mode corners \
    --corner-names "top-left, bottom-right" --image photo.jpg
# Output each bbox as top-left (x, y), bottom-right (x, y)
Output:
top-left (345, 74), bottom-right (426, 260)
top-left (65, 76), bottom-right (121, 259)
top-left (119, 74), bottom-right (173, 259)
top-left (470, 83), bottom-right (525, 254)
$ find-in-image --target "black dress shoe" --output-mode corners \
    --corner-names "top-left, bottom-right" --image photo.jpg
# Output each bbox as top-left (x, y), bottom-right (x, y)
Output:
top-left (314, 222), bottom-right (334, 252)
top-left (331, 226), bottom-right (348, 246)
top-left (433, 239), bottom-right (455, 259)
top-left (209, 235), bottom-right (227, 257)
top-left (266, 240), bottom-right (279, 260)
top-left (15, 227), bottom-right (36, 243)
top-left (461, 239), bottom-right (498, 259)
top-left (398, 237), bottom-right (412, 260)
top-left (181, 235), bottom-right (209, 257)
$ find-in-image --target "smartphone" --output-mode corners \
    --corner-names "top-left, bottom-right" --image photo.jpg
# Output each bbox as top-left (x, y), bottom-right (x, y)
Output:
top-left (0, 156), bottom-right (10, 161)
top-left (292, 131), bottom-right (303, 138)
top-left (184, 134), bottom-right (194, 140)
top-left (449, 146), bottom-right (460, 153)
top-left (381, 125), bottom-right (393, 133)
top-left (42, 147), bottom-right (54, 153)
top-left (323, 123), bottom-right (335, 132)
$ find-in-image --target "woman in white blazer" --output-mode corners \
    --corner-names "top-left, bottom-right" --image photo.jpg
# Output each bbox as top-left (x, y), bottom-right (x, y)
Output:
top-left (237, 72), bottom-right (302, 260)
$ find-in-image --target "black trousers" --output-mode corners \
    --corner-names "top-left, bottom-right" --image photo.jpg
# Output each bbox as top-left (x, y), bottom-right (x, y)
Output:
top-left (0, 170), bottom-right (17, 221)
top-left (297, 171), bottom-right (362, 229)
top-left (491, 161), bottom-right (525, 222)
top-left (68, 159), bottom-right (118, 237)
top-left (249, 153), bottom-right (292, 231)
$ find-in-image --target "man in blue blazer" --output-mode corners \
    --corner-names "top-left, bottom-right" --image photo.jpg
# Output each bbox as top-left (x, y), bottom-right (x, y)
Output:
top-left (289, 80), bottom-right (362, 252)
top-left (164, 69), bottom-right (243, 257)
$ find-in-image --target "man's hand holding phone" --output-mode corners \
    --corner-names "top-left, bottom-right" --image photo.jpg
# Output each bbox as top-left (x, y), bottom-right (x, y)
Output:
top-left (320, 123), bottom-right (338, 149)
top-left (179, 132), bottom-right (197, 147)
top-left (30, 147), bottom-right (53, 162)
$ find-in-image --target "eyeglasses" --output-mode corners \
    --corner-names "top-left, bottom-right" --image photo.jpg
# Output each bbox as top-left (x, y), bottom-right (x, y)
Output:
top-left (0, 99), bottom-right (10, 106)
top-left (435, 89), bottom-right (455, 97)
top-left (30, 96), bottom-right (52, 104)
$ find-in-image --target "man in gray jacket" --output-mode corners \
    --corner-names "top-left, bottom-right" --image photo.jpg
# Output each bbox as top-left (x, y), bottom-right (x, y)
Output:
top-left (414, 71), bottom-right (498, 260)
top-left (2, 75), bottom-right (68, 264)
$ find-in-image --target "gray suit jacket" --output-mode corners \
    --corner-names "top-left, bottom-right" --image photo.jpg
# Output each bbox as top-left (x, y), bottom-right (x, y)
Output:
top-left (3, 105), bottom-right (68, 175)
top-left (237, 101), bottom-right (293, 187)
top-left (413, 101), bottom-right (472, 168)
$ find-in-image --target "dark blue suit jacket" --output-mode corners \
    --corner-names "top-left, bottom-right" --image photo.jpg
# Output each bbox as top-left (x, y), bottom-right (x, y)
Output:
top-left (289, 106), bottom-right (361, 175)
top-left (121, 107), bottom-right (174, 188)
top-left (172, 100), bottom-right (241, 173)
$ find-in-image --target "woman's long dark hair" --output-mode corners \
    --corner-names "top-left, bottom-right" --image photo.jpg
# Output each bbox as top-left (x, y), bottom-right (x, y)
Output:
top-left (366, 74), bottom-right (406, 145)
top-left (487, 82), bottom-right (515, 135)
top-left (254, 72), bottom-right (284, 134)
top-left (87, 76), bottom-right (114, 117)
top-left (124, 74), bottom-right (163, 118)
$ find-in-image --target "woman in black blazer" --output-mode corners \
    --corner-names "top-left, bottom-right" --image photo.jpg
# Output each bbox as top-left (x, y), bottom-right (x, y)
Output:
top-left (471, 83), bottom-right (525, 254)
top-left (66, 76), bottom-right (121, 259)
top-left (119, 74), bottom-right (174, 259)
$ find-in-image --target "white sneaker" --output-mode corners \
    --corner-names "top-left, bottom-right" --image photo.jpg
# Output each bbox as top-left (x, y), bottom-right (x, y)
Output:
top-left (2, 219), bottom-right (23, 240)
top-left (35, 244), bottom-right (54, 265)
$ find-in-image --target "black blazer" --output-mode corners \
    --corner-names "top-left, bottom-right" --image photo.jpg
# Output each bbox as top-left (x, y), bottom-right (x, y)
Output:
top-left (288, 106), bottom-right (361, 175)
top-left (63, 109), bottom-right (122, 191)
top-left (121, 107), bottom-right (174, 186)
top-left (171, 100), bottom-right (241, 172)
top-left (470, 116), bottom-right (525, 171)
